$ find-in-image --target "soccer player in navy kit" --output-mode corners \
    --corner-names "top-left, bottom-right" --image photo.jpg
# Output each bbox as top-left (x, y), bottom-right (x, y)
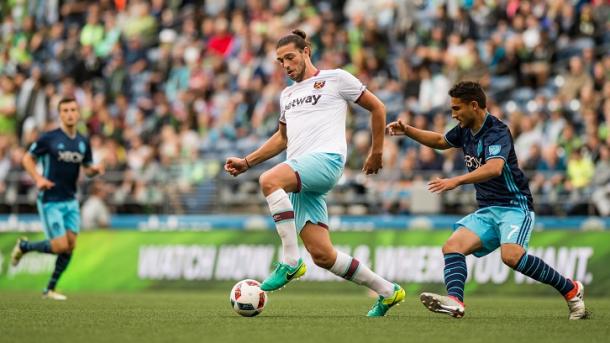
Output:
top-left (387, 82), bottom-right (586, 320)
top-left (11, 98), bottom-right (104, 300)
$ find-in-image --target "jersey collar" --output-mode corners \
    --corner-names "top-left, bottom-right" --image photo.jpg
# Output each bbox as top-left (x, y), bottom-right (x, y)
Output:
top-left (470, 112), bottom-right (491, 138)
top-left (59, 126), bottom-right (78, 140)
top-left (293, 68), bottom-right (321, 84)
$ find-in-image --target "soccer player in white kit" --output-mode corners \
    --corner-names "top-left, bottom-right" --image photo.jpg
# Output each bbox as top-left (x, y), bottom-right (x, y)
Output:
top-left (225, 30), bottom-right (404, 316)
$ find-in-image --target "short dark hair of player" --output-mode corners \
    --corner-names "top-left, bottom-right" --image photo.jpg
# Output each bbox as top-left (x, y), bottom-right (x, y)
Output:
top-left (448, 81), bottom-right (487, 109)
top-left (276, 29), bottom-right (312, 56)
top-left (57, 98), bottom-right (77, 111)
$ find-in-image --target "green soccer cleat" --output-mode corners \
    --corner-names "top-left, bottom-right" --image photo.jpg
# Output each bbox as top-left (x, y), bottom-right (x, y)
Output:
top-left (367, 283), bottom-right (406, 317)
top-left (260, 258), bottom-right (306, 292)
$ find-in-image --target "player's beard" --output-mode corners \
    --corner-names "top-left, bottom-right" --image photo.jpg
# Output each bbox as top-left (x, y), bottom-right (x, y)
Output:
top-left (464, 116), bottom-right (476, 129)
top-left (290, 60), bottom-right (306, 82)
top-left (455, 113), bottom-right (472, 128)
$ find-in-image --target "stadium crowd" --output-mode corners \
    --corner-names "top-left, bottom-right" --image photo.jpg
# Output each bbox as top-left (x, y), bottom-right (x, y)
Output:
top-left (0, 0), bottom-right (609, 217)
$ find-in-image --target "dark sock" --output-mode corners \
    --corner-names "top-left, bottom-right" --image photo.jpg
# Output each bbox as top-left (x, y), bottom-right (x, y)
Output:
top-left (46, 253), bottom-right (72, 291)
top-left (20, 239), bottom-right (52, 254)
top-left (514, 254), bottom-right (575, 296)
top-left (444, 253), bottom-right (467, 303)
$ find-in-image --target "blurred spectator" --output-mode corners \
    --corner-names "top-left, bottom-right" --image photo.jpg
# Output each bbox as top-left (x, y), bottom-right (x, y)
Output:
top-left (544, 108), bottom-right (566, 145)
top-left (514, 115), bottom-right (543, 163)
top-left (566, 148), bottom-right (594, 191)
top-left (79, 5), bottom-right (103, 47)
top-left (17, 66), bottom-right (48, 136)
top-left (346, 130), bottom-right (370, 172)
top-left (591, 145), bottom-right (610, 216)
top-left (559, 56), bottom-right (593, 101)
top-left (538, 145), bottom-right (567, 173)
top-left (0, 76), bottom-right (17, 137)
top-left (522, 144), bottom-right (543, 172)
top-left (417, 146), bottom-right (444, 171)
top-left (81, 180), bottom-right (111, 230)
top-left (558, 123), bottom-right (583, 158)
top-left (0, 136), bottom-right (11, 194)
top-left (418, 66), bottom-right (450, 113)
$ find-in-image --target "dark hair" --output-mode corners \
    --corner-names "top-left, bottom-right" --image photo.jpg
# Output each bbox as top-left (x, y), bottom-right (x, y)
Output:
top-left (57, 97), bottom-right (77, 111)
top-left (276, 29), bottom-right (311, 55)
top-left (448, 81), bottom-right (486, 109)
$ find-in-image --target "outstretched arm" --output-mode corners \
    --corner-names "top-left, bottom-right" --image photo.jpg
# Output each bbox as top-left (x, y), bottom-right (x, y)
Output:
top-left (428, 158), bottom-right (504, 193)
top-left (387, 119), bottom-right (452, 150)
top-left (224, 124), bottom-right (288, 177)
top-left (356, 90), bottom-right (386, 175)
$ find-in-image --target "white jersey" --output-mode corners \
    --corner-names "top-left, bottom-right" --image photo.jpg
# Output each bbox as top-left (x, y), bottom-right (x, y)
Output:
top-left (279, 69), bottom-right (366, 161)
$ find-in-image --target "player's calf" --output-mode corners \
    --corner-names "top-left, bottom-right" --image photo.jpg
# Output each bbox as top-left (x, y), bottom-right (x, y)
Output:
top-left (326, 250), bottom-right (401, 316)
top-left (11, 237), bottom-right (55, 266)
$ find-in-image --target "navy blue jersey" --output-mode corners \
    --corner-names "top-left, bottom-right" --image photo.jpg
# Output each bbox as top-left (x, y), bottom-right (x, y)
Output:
top-left (28, 128), bottom-right (93, 203)
top-left (444, 114), bottom-right (533, 211)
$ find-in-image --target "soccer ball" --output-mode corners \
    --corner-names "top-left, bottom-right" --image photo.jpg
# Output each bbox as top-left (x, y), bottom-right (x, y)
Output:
top-left (229, 279), bottom-right (267, 317)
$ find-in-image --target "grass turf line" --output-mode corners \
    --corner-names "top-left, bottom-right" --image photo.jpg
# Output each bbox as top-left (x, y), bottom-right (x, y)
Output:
top-left (1, 291), bottom-right (608, 343)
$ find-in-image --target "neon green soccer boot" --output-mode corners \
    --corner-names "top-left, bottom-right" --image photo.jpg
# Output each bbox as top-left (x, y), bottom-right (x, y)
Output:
top-left (367, 283), bottom-right (406, 317)
top-left (260, 258), bottom-right (306, 292)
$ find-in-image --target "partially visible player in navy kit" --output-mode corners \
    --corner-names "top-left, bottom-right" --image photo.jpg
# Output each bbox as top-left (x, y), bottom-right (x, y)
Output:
top-left (386, 81), bottom-right (586, 320)
top-left (11, 98), bottom-right (104, 300)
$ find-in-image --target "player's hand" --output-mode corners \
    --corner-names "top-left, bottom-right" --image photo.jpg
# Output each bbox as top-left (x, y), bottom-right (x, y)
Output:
top-left (386, 120), bottom-right (408, 136)
top-left (35, 177), bottom-right (55, 190)
top-left (428, 177), bottom-right (460, 193)
top-left (224, 157), bottom-right (249, 177)
top-left (90, 164), bottom-right (105, 176)
top-left (363, 152), bottom-right (383, 175)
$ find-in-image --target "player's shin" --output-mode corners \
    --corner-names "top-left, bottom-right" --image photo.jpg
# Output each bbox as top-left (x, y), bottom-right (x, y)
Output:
top-left (266, 189), bottom-right (300, 266)
top-left (20, 239), bottom-right (52, 254)
top-left (46, 253), bottom-right (72, 291)
top-left (329, 250), bottom-right (395, 297)
top-left (444, 253), bottom-right (467, 302)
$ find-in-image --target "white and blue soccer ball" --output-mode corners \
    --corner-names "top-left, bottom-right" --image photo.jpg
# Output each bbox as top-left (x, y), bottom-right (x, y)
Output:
top-left (229, 279), bottom-right (267, 317)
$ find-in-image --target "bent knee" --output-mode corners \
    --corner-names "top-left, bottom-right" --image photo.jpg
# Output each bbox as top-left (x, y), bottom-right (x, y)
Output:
top-left (54, 244), bottom-right (71, 254)
top-left (309, 249), bottom-right (335, 269)
top-left (259, 171), bottom-right (279, 194)
top-left (442, 240), bottom-right (467, 255)
top-left (258, 171), bottom-right (270, 188)
top-left (501, 248), bottom-right (525, 268)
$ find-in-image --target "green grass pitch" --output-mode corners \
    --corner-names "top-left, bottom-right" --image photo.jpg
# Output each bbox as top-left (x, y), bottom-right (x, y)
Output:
top-left (1, 284), bottom-right (608, 343)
